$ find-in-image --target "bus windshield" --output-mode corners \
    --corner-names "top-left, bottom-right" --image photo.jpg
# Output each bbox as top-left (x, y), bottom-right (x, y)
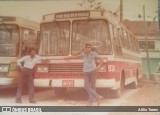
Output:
top-left (0, 25), bottom-right (19, 56)
top-left (40, 21), bottom-right (70, 56)
top-left (72, 19), bottom-right (112, 55)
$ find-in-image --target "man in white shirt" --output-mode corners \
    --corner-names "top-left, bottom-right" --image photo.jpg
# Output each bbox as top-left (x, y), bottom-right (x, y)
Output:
top-left (16, 48), bottom-right (46, 103)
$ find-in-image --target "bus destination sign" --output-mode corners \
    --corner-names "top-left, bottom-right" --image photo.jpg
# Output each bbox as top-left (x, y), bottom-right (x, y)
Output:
top-left (0, 17), bottom-right (16, 22)
top-left (55, 11), bottom-right (90, 19)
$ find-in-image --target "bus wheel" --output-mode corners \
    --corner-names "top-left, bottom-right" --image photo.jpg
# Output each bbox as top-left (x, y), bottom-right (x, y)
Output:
top-left (54, 88), bottom-right (67, 97)
top-left (112, 72), bottom-right (125, 98)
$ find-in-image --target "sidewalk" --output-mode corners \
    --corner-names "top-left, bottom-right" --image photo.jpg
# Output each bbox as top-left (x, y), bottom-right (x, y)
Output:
top-left (141, 73), bottom-right (160, 84)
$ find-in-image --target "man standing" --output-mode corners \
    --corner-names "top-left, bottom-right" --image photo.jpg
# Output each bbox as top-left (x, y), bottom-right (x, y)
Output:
top-left (64, 43), bottom-right (104, 105)
top-left (16, 48), bottom-right (46, 103)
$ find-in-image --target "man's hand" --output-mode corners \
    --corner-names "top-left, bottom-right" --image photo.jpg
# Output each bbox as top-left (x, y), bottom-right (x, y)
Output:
top-left (19, 66), bottom-right (24, 72)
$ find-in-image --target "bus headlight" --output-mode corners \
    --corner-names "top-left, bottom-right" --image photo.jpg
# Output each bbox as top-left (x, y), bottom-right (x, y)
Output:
top-left (99, 65), bottom-right (107, 72)
top-left (36, 65), bottom-right (48, 73)
top-left (0, 65), bottom-right (9, 72)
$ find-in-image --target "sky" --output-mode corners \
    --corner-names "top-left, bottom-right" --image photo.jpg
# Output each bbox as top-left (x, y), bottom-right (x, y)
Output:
top-left (0, 0), bottom-right (158, 22)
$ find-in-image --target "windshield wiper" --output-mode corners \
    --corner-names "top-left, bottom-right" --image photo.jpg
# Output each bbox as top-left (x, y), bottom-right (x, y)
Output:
top-left (73, 20), bottom-right (90, 40)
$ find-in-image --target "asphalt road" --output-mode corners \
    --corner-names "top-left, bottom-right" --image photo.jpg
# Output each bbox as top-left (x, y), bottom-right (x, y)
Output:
top-left (0, 85), bottom-right (142, 106)
top-left (1, 81), bottom-right (160, 115)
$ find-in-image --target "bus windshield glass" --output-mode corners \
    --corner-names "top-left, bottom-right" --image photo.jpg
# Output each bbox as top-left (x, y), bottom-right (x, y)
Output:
top-left (72, 19), bottom-right (112, 55)
top-left (0, 24), bottom-right (19, 56)
top-left (40, 21), bottom-right (70, 56)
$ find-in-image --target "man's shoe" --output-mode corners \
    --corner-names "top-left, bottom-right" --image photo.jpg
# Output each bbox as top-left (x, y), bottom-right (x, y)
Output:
top-left (96, 96), bottom-right (104, 106)
top-left (16, 99), bottom-right (22, 103)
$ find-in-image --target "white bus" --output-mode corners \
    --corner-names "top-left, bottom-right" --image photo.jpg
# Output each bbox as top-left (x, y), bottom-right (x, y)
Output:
top-left (34, 10), bottom-right (142, 97)
top-left (0, 16), bottom-right (39, 88)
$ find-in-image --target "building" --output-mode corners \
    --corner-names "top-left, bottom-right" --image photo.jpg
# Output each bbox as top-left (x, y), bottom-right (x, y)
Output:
top-left (123, 20), bottom-right (160, 74)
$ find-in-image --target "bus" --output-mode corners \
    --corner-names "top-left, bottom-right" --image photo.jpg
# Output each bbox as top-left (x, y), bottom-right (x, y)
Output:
top-left (34, 10), bottom-right (143, 97)
top-left (0, 16), bottom-right (39, 88)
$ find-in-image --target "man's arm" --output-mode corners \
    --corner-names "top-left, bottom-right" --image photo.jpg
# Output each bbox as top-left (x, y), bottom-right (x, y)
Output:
top-left (17, 56), bottom-right (26, 67)
top-left (17, 56), bottom-right (26, 71)
top-left (37, 55), bottom-right (49, 64)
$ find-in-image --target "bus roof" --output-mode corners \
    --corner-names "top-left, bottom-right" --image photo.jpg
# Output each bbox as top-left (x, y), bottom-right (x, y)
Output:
top-left (42, 10), bottom-right (119, 24)
top-left (0, 16), bottom-right (39, 30)
top-left (41, 10), bottom-right (136, 38)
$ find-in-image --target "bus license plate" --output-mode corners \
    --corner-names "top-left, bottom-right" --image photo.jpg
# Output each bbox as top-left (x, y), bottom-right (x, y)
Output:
top-left (62, 80), bottom-right (74, 87)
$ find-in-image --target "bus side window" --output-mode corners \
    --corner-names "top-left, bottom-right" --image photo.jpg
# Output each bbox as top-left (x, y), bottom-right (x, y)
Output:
top-left (117, 28), bottom-right (124, 47)
top-left (128, 33), bottom-right (134, 51)
top-left (136, 40), bottom-right (139, 52)
top-left (112, 26), bottom-right (120, 45)
top-left (113, 45), bottom-right (122, 57)
top-left (123, 30), bottom-right (130, 50)
top-left (132, 37), bottom-right (137, 52)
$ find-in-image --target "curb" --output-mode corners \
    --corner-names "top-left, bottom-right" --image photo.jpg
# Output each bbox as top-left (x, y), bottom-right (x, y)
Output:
top-left (140, 80), bottom-right (160, 84)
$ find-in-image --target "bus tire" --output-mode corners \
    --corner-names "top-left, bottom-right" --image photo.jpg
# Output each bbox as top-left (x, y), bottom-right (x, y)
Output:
top-left (112, 71), bottom-right (125, 98)
top-left (54, 87), bottom-right (67, 97)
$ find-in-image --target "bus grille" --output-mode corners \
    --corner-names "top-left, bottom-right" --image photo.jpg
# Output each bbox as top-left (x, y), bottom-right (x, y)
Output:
top-left (49, 63), bottom-right (83, 72)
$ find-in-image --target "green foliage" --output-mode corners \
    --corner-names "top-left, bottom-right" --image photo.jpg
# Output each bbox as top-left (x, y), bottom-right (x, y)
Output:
top-left (77, 0), bottom-right (105, 11)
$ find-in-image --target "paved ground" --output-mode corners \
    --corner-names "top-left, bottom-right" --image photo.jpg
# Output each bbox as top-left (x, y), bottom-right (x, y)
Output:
top-left (1, 76), bottom-right (160, 115)
top-left (108, 76), bottom-right (160, 115)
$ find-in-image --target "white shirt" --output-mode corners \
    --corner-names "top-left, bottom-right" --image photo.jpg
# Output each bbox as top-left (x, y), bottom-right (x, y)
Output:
top-left (17, 55), bottom-right (44, 69)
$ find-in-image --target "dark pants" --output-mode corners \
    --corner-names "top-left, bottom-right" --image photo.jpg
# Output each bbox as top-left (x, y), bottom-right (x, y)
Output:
top-left (16, 68), bottom-right (35, 102)
top-left (84, 70), bottom-right (101, 101)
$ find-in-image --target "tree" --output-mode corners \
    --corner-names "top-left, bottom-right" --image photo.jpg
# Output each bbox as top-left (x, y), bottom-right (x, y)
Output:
top-left (77, 0), bottom-right (105, 11)
top-left (77, 0), bottom-right (120, 18)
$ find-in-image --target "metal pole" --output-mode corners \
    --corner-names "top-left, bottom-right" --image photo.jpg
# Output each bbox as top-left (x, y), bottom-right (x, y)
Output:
top-left (159, 0), bottom-right (160, 30)
top-left (143, 5), bottom-right (151, 78)
top-left (120, 0), bottom-right (123, 23)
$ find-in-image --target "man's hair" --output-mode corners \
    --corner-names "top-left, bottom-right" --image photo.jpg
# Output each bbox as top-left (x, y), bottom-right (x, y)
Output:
top-left (85, 43), bottom-right (91, 48)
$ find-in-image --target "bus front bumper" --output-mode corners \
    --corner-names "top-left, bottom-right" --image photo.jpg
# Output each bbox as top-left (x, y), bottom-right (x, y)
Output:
top-left (0, 77), bottom-right (17, 87)
top-left (34, 78), bottom-right (120, 89)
